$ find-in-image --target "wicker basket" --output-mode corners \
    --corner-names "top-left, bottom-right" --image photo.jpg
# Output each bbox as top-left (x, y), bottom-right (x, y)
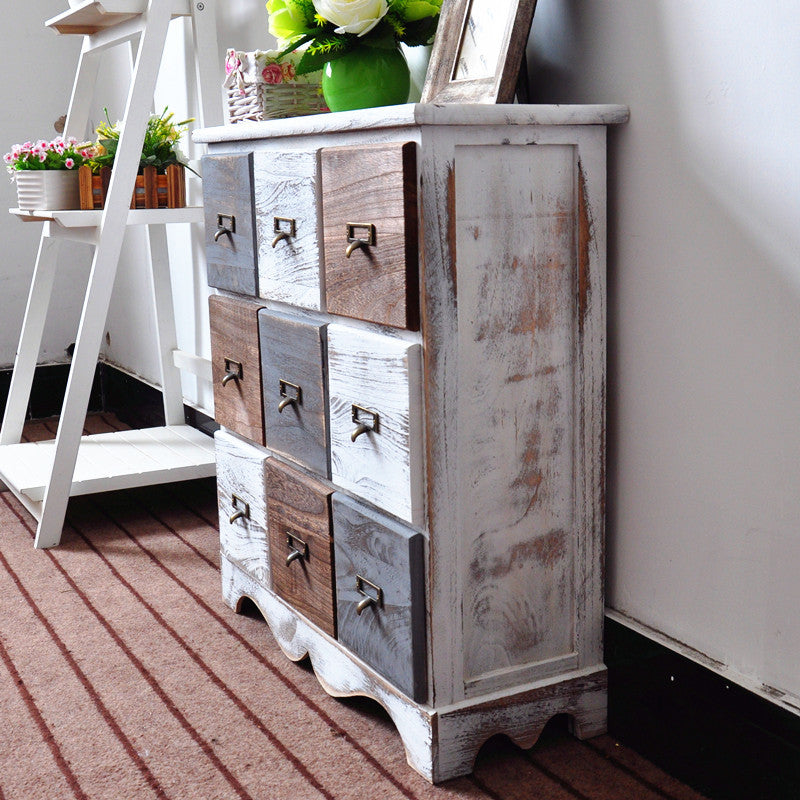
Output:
top-left (224, 49), bottom-right (328, 123)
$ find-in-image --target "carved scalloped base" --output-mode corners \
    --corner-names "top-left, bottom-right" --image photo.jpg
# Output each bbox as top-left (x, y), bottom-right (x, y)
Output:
top-left (221, 554), bottom-right (607, 783)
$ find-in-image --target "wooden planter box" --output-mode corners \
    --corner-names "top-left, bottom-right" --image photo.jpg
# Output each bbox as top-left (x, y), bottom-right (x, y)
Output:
top-left (78, 163), bottom-right (186, 210)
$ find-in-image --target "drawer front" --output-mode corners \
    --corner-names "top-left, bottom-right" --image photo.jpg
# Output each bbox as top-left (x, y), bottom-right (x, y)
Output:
top-left (267, 459), bottom-right (336, 638)
top-left (327, 324), bottom-right (423, 526)
top-left (332, 493), bottom-right (426, 701)
top-left (258, 310), bottom-right (330, 478)
top-left (321, 141), bottom-right (419, 330)
top-left (210, 294), bottom-right (265, 445)
top-left (216, 430), bottom-right (270, 588)
top-left (254, 150), bottom-right (324, 310)
top-left (202, 153), bottom-right (258, 295)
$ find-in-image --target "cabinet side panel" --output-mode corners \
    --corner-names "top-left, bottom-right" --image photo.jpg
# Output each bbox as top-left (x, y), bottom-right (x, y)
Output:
top-left (456, 143), bottom-right (578, 686)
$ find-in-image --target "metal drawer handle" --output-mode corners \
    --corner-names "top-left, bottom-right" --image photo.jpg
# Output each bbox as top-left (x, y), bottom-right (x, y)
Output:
top-left (285, 531), bottom-right (309, 566)
top-left (214, 213), bottom-right (236, 241)
top-left (221, 357), bottom-right (242, 387)
top-left (229, 493), bottom-right (250, 524)
top-left (345, 222), bottom-right (376, 258)
top-left (355, 574), bottom-right (383, 615)
top-left (350, 404), bottom-right (379, 442)
top-left (278, 379), bottom-right (302, 413)
top-left (271, 216), bottom-right (297, 248)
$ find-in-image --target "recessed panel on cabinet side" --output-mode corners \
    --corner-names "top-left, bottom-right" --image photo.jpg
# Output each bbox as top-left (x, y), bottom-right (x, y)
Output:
top-left (455, 143), bottom-right (579, 690)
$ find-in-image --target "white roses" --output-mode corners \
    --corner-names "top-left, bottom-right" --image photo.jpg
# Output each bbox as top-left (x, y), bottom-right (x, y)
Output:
top-left (313, 0), bottom-right (389, 36)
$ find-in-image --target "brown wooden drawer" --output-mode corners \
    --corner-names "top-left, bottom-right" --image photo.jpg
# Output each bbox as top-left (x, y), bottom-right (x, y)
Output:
top-left (216, 430), bottom-right (270, 588)
top-left (332, 493), bottom-right (426, 701)
top-left (210, 294), bottom-right (265, 445)
top-left (321, 141), bottom-right (419, 330)
top-left (267, 459), bottom-right (336, 638)
top-left (327, 323), bottom-right (424, 526)
top-left (253, 150), bottom-right (324, 310)
top-left (258, 309), bottom-right (330, 478)
top-left (202, 153), bottom-right (258, 296)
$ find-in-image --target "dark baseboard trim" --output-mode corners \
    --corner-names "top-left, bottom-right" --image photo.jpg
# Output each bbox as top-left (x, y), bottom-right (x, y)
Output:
top-left (0, 362), bottom-right (217, 436)
top-left (605, 616), bottom-right (800, 799)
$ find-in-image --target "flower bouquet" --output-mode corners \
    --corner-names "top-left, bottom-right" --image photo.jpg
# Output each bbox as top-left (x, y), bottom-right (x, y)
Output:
top-left (4, 137), bottom-right (94, 210)
top-left (266, 0), bottom-right (441, 110)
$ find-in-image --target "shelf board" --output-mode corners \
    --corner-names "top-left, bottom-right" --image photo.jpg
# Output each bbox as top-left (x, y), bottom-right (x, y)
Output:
top-left (0, 425), bottom-right (216, 513)
top-left (46, 1), bottom-right (191, 35)
top-left (10, 207), bottom-right (204, 228)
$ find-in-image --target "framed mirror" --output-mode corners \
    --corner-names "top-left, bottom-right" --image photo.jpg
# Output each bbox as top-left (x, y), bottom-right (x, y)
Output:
top-left (421, 0), bottom-right (537, 103)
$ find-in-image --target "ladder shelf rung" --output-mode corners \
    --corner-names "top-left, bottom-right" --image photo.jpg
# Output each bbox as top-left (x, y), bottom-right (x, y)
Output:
top-left (47, 0), bottom-right (192, 35)
top-left (0, 425), bottom-right (216, 508)
top-left (10, 207), bottom-right (204, 228)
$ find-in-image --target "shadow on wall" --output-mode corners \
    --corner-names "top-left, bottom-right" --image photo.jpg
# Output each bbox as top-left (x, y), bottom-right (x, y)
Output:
top-left (526, 0), bottom-right (800, 698)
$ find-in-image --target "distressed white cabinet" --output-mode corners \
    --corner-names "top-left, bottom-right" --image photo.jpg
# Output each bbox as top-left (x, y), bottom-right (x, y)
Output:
top-left (196, 103), bottom-right (628, 783)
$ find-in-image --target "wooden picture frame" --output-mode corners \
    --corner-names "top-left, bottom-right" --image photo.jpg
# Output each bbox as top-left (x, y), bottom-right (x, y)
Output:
top-left (421, 0), bottom-right (537, 104)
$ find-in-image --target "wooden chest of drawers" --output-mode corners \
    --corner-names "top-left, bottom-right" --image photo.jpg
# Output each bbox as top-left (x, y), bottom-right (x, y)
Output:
top-left (197, 103), bottom-right (628, 783)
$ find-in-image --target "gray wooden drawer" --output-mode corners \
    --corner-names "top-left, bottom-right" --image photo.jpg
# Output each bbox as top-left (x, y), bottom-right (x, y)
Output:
top-left (258, 309), bottom-right (330, 478)
top-left (202, 152), bottom-right (258, 296)
top-left (216, 430), bottom-right (270, 588)
top-left (327, 323), bottom-right (423, 526)
top-left (210, 294), bottom-right (265, 446)
top-left (321, 141), bottom-right (418, 330)
top-left (332, 493), bottom-right (426, 701)
top-left (254, 150), bottom-right (324, 310)
top-left (267, 459), bottom-right (336, 638)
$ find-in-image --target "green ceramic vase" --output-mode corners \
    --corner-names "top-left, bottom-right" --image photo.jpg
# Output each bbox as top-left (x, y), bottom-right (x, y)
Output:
top-left (322, 44), bottom-right (410, 112)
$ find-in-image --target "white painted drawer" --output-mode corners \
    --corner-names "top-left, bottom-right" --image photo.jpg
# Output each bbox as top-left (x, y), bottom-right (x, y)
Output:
top-left (327, 324), bottom-right (423, 526)
top-left (254, 150), bottom-right (324, 310)
top-left (215, 429), bottom-right (270, 588)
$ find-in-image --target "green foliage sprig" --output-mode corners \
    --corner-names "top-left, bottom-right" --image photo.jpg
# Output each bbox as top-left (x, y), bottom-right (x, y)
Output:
top-left (266, 0), bottom-right (441, 75)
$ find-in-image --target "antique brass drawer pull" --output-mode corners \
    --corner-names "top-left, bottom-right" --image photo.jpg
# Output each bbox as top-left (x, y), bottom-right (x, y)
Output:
top-left (355, 574), bottom-right (383, 615)
top-left (345, 222), bottom-right (376, 258)
top-left (271, 216), bottom-right (297, 248)
top-left (285, 531), bottom-right (309, 566)
top-left (221, 357), bottom-right (243, 386)
top-left (228, 493), bottom-right (250, 524)
top-left (278, 379), bottom-right (302, 413)
top-left (350, 404), bottom-right (379, 442)
top-left (214, 213), bottom-right (236, 241)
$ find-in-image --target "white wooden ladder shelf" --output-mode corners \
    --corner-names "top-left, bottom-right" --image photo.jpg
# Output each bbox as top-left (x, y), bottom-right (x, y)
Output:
top-left (0, 0), bottom-right (221, 548)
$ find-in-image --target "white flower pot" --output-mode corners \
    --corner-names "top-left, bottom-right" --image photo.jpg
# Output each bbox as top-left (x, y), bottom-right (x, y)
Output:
top-left (15, 169), bottom-right (81, 211)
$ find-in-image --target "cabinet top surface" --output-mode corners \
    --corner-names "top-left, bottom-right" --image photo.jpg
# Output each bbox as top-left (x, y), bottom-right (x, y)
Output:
top-left (193, 103), bottom-right (629, 145)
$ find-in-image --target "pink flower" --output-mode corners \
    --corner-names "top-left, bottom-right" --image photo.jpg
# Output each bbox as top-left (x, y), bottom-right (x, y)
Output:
top-left (38, 151), bottom-right (47, 163)
top-left (3, 153), bottom-right (12, 164)
top-left (262, 63), bottom-right (283, 85)
top-left (64, 157), bottom-right (75, 169)
top-left (225, 52), bottom-right (241, 75)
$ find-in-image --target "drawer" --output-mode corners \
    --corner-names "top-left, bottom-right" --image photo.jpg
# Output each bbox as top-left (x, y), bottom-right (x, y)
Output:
top-left (253, 150), bottom-right (324, 310)
top-left (258, 309), bottom-right (330, 478)
top-left (332, 493), bottom-right (426, 701)
top-left (202, 153), bottom-right (258, 295)
top-left (210, 294), bottom-right (265, 445)
top-left (321, 141), bottom-right (419, 330)
top-left (267, 459), bottom-right (336, 638)
top-left (216, 430), bottom-right (270, 588)
top-left (327, 324), bottom-right (424, 526)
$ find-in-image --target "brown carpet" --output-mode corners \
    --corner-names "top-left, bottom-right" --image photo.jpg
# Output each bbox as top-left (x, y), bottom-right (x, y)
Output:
top-left (0, 415), bottom-right (707, 800)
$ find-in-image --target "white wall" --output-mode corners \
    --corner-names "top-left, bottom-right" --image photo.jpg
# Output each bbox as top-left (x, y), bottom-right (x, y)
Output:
top-left (528, 0), bottom-right (800, 708)
top-left (0, 1), bottom-right (89, 368)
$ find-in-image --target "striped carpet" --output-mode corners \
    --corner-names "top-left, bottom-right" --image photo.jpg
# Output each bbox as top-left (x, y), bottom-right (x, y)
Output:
top-left (0, 415), bottom-right (707, 800)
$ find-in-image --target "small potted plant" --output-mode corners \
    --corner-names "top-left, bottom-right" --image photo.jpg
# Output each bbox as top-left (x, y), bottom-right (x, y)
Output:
top-left (79, 107), bottom-right (194, 210)
top-left (4, 137), bottom-right (94, 210)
